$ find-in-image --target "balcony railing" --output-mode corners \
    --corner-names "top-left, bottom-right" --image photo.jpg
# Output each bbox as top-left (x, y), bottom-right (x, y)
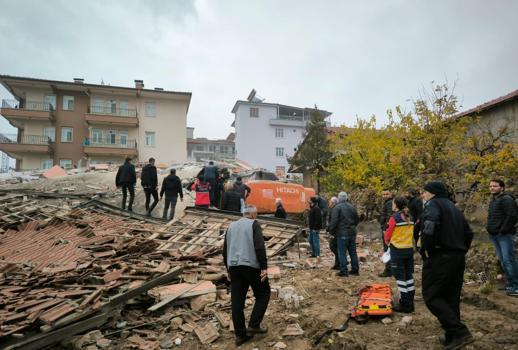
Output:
top-left (0, 133), bottom-right (53, 145)
top-left (1, 99), bottom-right (54, 112)
top-left (87, 105), bottom-right (137, 117)
top-left (83, 137), bottom-right (137, 148)
top-left (278, 114), bottom-right (303, 121)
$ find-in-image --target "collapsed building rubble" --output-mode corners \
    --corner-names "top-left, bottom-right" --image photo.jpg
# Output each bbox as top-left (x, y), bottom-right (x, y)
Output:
top-left (0, 194), bottom-right (302, 349)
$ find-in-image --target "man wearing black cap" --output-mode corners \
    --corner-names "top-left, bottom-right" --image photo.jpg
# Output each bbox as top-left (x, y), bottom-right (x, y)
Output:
top-left (420, 181), bottom-right (474, 349)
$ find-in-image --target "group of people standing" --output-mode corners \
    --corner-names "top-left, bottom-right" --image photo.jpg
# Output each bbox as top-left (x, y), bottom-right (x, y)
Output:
top-left (116, 158), bottom-right (254, 220)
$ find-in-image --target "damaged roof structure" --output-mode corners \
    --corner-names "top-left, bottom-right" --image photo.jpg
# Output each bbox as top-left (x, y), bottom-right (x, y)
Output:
top-left (0, 195), bottom-right (302, 349)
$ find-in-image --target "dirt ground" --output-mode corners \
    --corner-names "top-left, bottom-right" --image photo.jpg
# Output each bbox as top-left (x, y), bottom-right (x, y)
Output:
top-left (190, 229), bottom-right (518, 350)
top-left (2, 173), bottom-right (518, 349)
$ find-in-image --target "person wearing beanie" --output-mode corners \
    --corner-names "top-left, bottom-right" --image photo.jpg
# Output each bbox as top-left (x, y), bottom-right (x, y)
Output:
top-left (308, 197), bottom-right (323, 257)
top-left (328, 191), bottom-right (360, 277)
top-left (420, 181), bottom-right (474, 349)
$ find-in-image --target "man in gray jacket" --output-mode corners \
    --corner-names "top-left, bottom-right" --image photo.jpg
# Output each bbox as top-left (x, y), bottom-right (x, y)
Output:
top-left (328, 192), bottom-right (360, 277)
top-left (223, 205), bottom-right (270, 346)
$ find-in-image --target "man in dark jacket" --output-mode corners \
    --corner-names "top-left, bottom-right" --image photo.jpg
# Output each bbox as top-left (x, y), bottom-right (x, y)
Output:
top-left (234, 177), bottom-right (251, 199)
top-left (326, 197), bottom-right (339, 269)
top-left (487, 179), bottom-right (518, 297)
top-left (378, 190), bottom-right (394, 277)
top-left (141, 158), bottom-right (158, 216)
top-left (160, 169), bottom-right (183, 220)
top-left (308, 197), bottom-right (323, 257)
top-left (317, 195), bottom-right (328, 229)
top-left (328, 192), bottom-right (360, 277)
top-left (223, 205), bottom-right (270, 346)
top-left (203, 161), bottom-right (218, 207)
top-left (115, 157), bottom-right (136, 211)
top-left (222, 182), bottom-right (243, 213)
top-left (420, 181), bottom-right (474, 349)
top-left (274, 198), bottom-right (287, 219)
top-left (405, 188), bottom-right (423, 247)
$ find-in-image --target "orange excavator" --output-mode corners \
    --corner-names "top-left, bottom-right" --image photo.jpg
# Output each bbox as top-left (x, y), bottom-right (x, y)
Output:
top-left (245, 180), bottom-right (315, 214)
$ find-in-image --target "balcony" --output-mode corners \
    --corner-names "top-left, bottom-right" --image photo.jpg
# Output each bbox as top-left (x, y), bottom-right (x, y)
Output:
top-left (269, 114), bottom-right (306, 127)
top-left (1, 99), bottom-right (55, 127)
top-left (83, 138), bottom-right (138, 157)
top-left (85, 105), bottom-right (138, 127)
top-left (0, 133), bottom-right (54, 159)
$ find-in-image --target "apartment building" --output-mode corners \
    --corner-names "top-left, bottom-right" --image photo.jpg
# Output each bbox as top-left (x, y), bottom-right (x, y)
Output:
top-left (186, 127), bottom-right (235, 161)
top-left (231, 89), bottom-right (331, 175)
top-left (0, 75), bottom-right (191, 170)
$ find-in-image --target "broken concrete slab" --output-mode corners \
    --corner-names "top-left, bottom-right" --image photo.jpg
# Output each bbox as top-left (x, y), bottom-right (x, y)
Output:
top-left (282, 323), bottom-right (304, 336)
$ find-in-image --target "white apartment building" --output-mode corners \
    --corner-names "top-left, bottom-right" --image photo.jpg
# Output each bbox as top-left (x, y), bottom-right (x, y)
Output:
top-left (231, 90), bottom-right (331, 175)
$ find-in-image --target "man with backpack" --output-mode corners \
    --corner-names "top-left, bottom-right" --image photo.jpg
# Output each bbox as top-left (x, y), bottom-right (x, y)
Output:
top-left (487, 179), bottom-right (518, 297)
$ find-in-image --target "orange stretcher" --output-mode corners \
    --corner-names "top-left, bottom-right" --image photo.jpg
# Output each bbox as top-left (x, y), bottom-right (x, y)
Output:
top-left (351, 284), bottom-right (393, 318)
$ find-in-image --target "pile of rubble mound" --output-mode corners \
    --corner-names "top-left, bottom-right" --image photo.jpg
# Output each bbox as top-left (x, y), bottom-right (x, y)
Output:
top-left (0, 193), bottom-right (302, 350)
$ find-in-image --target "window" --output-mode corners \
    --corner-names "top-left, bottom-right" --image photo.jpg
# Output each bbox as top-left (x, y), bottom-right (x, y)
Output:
top-left (145, 132), bottom-right (156, 147)
top-left (43, 127), bottom-right (55, 142)
top-left (119, 100), bottom-right (129, 116)
top-left (196, 145), bottom-right (204, 151)
top-left (44, 95), bottom-right (56, 111)
top-left (92, 98), bottom-right (104, 113)
top-left (107, 130), bottom-right (116, 144)
top-left (145, 102), bottom-right (156, 117)
top-left (220, 145), bottom-right (228, 154)
top-left (275, 128), bottom-right (284, 138)
top-left (275, 147), bottom-right (284, 157)
top-left (119, 131), bottom-right (128, 147)
top-left (61, 127), bottom-right (73, 142)
top-left (41, 159), bottom-right (53, 170)
top-left (209, 144), bottom-right (215, 152)
top-left (92, 129), bottom-right (102, 144)
top-left (60, 159), bottom-right (72, 169)
top-left (109, 99), bottom-right (117, 114)
top-left (250, 107), bottom-right (259, 118)
top-left (62, 96), bottom-right (74, 111)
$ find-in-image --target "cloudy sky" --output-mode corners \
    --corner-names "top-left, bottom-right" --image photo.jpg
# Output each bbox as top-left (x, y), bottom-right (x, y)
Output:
top-left (0, 0), bottom-right (517, 138)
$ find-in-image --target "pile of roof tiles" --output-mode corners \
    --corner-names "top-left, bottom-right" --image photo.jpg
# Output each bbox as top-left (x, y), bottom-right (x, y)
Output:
top-left (0, 200), bottom-right (302, 349)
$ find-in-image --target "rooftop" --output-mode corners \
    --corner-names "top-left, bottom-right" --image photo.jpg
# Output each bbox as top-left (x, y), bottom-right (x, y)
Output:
top-left (456, 89), bottom-right (518, 118)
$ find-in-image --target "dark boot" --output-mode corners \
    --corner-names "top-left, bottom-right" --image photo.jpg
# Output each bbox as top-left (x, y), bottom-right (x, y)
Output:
top-left (247, 326), bottom-right (268, 334)
top-left (235, 334), bottom-right (254, 346)
top-left (443, 333), bottom-right (474, 349)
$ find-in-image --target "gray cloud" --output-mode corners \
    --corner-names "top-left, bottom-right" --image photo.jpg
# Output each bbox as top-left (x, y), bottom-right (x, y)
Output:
top-left (0, 0), bottom-right (517, 138)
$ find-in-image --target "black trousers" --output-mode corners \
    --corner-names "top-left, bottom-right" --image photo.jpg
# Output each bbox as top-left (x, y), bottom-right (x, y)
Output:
top-left (422, 252), bottom-right (470, 340)
top-left (329, 235), bottom-right (338, 266)
top-left (207, 178), bottom-right (216, 206)
top-left (229, 266), bottom-right (271, 337)
top-left (390, 247), bottom-right (415, 306)
top-left (163, 196), bottom-right (178, 220)
top-left (144, 187), bottom-right (159, 213)
top-left (121, 184), bottom-right (135, 210)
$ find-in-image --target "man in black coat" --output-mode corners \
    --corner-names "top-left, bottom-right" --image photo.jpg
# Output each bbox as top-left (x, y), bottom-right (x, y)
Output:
top-left (486, 179), bottom-right (518, 297)
top-left (308, 197), bottom-right (323, 257)
top-left (160, 169), bottom-right (183, 220)
top-left (203, 161), bottom-right (218, 207)
top-left (274, 198), bottom-right (287, 219)
top-left (141, 158), bottom-right (158, 216)
top-left (115, 157), bottom-right (136, 211)
top-left (378, 190), bottom-right (394, 277)
top-left (420, 181), bottom-right (474, 349)
top-left (222, 182), bottom-right (243, 213)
